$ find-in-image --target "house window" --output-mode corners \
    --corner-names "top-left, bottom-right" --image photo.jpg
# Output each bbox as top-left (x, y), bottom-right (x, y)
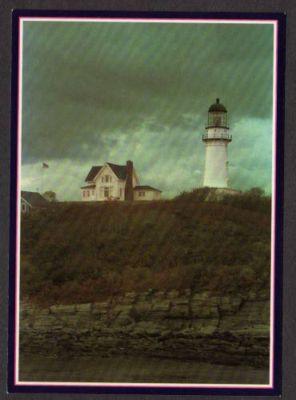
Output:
top-left (103, 175), bottom-right (111, 183)
top-left (104, 187), bottom-right (109, 198)
top-left (139, 191), bottom-right (145, 197)
top-left (87, 190), bottom-right (90, 197)
top-left (92, 190), bottom-right (95, 195)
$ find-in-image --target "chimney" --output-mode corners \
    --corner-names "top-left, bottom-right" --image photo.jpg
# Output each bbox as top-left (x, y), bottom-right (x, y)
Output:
top-left (124, 160), bottom-right (134, 201)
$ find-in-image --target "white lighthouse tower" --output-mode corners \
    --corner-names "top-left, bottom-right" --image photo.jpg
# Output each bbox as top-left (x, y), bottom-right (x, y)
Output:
top-left (202, 98), bottom-right (232, 188)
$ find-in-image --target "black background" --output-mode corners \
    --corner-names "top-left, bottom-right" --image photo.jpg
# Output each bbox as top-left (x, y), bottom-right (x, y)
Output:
top-left (0, 1), bottom-right (295, 399)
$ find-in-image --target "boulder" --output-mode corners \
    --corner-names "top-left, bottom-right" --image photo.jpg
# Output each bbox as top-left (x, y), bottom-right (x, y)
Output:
top-left (49, 304), bottom-right (76, 314)
top-left (167, 290), bottom-right (180, 299)
top-left (219, 296), bottom-right (242, 315)
top-left (75, 303), bottom-right (92, 312)
top-left (92, 302), bottom-right (109, 317)
top-left (151, 300), bottom-right (171, 319)
top-left (169, 298), bottom-right (189, 318)
top-left (191, 318), bottom-right (219, 336)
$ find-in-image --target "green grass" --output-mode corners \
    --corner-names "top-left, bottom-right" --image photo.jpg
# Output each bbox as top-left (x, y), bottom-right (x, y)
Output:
top-left (20, 188), bottom-right (271, 305)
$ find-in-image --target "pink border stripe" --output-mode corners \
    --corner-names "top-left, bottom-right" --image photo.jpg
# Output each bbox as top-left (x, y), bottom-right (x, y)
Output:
top-left (20, 17), bottom-right (276, 24)
top-left (269, 19), bottom-right (278, 388)
top-left (15, 16), bottom-right (278, 389)
top-left (16, 381), bottom-right (271, 388)
top-left (14, 16), bottom-right (23, 386)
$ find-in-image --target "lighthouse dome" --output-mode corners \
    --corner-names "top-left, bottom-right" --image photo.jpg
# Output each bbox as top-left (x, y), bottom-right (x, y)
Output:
top-left (208, 98), bottom-right (227, 113)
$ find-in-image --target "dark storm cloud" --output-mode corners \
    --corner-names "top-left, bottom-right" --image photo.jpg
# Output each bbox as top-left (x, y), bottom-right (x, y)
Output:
top-left (21, 20), bottom-right (274, 197)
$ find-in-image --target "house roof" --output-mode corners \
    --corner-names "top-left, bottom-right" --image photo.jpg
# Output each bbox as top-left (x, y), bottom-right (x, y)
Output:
top-left (85, 163), bottom-right (127, 182)
top-left (85, 166), bottom-right (103, 182)
top-left (134, 185), bottom-right (162, 192)
top-left (81, 184), bottom-right (96, 189)
top-left (21, 191), bottom-right (48, 207)
top-left (107, 163), bottom-right (127, 180)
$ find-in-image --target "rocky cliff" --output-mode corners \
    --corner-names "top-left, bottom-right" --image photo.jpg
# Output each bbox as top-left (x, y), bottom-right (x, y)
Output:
top-left (20, 289), bottom-right (269, 367)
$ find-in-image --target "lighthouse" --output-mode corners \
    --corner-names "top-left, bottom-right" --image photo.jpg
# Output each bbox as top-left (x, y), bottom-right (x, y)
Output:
top-left (202, 99), bottom-right (232, 188)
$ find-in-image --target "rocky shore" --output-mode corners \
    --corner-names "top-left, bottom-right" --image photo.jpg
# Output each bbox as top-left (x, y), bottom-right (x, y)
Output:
top-left (20, 289), bottom-right (269, 367)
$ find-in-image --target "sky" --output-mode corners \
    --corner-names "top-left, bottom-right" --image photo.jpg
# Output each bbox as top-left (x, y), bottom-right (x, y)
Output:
top-left (20, 20), bottom-right (275, 200)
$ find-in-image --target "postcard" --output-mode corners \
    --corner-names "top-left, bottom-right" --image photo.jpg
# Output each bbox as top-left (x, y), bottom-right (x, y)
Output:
top-left (8, 10), bottom-right (285, 396)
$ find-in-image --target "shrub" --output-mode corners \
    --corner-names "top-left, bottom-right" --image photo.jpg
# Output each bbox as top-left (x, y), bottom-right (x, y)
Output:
top-left (20, 192), bottom-right (271, 305)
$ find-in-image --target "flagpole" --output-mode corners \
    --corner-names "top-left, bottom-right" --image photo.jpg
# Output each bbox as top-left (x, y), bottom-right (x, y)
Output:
top-left (41, 165), bottom-right (44, 195)
top-left (41, 162), bottom-right (49, 194)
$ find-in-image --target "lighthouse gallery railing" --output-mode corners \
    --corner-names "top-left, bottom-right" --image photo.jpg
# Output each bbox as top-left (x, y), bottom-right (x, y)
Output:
top-left (202, 133), bottom-right (232, 141)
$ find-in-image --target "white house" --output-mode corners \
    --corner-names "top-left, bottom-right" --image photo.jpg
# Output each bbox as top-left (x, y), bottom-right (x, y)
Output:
top-left (81, 161), bottom-right (162, 202)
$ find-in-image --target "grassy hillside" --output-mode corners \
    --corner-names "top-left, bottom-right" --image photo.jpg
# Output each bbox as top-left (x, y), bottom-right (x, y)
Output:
top-left (20, 189), bottom-right (271, 305)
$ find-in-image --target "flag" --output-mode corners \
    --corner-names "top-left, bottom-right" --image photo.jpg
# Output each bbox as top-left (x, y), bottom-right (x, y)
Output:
top-left (42, 162), bottom-right (49, 169)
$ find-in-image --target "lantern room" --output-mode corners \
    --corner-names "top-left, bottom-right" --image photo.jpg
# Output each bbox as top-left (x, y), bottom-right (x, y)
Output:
top-left (206, 98), bottom-right (228, 129)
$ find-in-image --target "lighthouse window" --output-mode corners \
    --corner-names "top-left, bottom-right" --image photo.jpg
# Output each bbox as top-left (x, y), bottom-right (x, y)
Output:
top-left (213, 116), bottom-right (222, 126)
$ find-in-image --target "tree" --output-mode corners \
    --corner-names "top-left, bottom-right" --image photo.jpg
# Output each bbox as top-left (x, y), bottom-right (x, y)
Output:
top-left (247, 187), bottom-right (265, 197)
top-left (42, 191), bottom-right (57, 202)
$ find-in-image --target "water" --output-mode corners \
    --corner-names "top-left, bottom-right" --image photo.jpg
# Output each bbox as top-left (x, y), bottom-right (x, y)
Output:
top-left (19, 354), bottom-right (269, 384)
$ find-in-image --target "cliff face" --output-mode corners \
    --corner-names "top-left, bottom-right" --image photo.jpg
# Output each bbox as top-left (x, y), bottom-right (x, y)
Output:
top-left (20, 289), bottom-right (269, 367)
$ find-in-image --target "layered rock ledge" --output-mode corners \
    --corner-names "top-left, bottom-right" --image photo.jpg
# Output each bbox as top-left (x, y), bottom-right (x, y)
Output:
top-left (20, 290), bottom-right (269, 367)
